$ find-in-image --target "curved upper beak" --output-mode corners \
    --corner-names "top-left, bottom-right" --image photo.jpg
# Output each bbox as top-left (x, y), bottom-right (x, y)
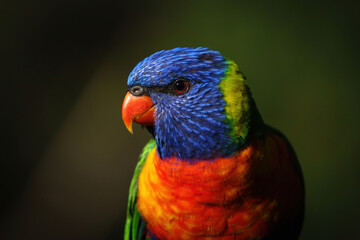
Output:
top-left (122, 92), bottom-right (155, 134)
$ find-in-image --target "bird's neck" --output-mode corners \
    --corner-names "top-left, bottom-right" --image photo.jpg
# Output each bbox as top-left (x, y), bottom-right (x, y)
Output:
top-left (152, 93), bottom-right (263, 160)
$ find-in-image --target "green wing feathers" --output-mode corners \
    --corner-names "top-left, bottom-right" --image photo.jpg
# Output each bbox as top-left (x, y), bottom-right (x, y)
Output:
top-left (124, 139), bottom-right (156, 240)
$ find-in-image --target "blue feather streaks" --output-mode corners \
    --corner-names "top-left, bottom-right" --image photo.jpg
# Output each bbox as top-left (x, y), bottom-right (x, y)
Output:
top-left (127, 47), bottom-right (237, 160)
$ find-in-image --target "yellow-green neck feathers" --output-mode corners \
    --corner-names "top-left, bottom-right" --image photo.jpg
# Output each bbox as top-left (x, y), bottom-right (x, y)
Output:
top-left (219, 60), bottom-right (262, 147)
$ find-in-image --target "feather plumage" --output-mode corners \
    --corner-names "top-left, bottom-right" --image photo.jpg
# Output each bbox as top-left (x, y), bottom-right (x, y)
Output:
top-left (122, 47), bottom-right (304, 240)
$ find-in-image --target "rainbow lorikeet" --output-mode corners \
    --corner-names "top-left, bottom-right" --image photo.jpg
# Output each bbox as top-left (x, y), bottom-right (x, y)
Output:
top-left (121, 48), bottom-right (304, 240)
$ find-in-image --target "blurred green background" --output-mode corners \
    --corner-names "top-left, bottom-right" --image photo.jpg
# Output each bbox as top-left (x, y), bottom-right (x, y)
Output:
top-left (1, 0), bottom-right (359, 239)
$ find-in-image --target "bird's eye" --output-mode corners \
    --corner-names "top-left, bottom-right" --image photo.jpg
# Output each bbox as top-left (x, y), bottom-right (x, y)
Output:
top-left (173, 79), bottom-right (189, 94)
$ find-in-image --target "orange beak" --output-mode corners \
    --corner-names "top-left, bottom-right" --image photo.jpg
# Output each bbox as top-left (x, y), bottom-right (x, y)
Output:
top-left (122, 92), bottom-right (155, 134)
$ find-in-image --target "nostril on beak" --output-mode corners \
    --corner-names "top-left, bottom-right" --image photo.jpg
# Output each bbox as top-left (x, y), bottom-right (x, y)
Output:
top-left (129, 86), bottom-right (145, 96)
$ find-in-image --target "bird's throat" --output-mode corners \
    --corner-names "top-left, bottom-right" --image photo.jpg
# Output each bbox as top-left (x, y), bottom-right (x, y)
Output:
top-left (145, 125), bottom-right (155, 138)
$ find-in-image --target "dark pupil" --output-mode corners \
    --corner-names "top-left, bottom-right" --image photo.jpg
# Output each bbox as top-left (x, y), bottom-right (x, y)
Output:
top-left (175, 81), bottom-right (186, 92)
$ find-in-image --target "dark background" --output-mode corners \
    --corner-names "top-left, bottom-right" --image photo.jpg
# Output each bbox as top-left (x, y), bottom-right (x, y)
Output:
top-left (1, 0), bottom-right (359, 239)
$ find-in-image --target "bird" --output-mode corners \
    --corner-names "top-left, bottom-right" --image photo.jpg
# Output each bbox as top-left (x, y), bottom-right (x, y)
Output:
top-left (121, 47), bottom-right (304, 240)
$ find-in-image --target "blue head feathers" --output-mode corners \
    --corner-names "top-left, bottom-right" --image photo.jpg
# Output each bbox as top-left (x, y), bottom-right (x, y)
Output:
top-left (127, 47), bottom-right (259, 160)
top-left (128, 48), bottom-right (226, 87)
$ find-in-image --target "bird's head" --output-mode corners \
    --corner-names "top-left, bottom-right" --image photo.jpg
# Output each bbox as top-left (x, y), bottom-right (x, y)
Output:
top-left (122, 47), bottom-right (263, 160)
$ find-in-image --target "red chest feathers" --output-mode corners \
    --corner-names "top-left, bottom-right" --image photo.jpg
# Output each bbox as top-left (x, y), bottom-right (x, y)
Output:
top-left (137, 134), bottom-right (303, 240)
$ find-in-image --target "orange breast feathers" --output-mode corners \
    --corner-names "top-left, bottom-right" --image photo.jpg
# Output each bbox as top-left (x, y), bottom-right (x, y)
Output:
top-left (137, 133), bottom-right (303, 240)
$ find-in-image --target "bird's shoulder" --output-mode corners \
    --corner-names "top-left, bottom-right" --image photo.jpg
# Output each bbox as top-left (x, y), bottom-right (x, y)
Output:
top-left (264, 125), bottom-right (304, 186)
top-left (124, 139), bottom-right (156, 240)
top-left (259, 126), bottom-right (305, 239)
